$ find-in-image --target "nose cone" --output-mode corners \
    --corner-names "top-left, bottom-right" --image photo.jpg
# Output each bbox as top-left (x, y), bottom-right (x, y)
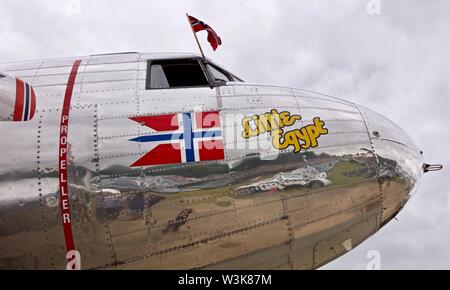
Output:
top-left (357, 105), bottom-right (424, 224)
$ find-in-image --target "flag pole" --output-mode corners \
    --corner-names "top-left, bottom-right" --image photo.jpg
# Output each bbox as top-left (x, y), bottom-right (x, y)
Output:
top-left (186, 13), bottom-right (207, 62)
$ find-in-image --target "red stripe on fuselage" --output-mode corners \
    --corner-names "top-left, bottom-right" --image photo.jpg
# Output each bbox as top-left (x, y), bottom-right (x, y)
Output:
top-left (13, 78), bottom-right (24, 121)
top-left (58, 60), bottom-right (81, 258)
top-left (29, 86), bottom-right (36, 120)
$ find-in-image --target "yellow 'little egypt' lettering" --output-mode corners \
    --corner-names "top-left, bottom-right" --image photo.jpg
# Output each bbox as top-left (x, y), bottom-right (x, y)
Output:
top-left (241, 109), bottom-right (301, 138)
top-left (271, 117), bottom-right (328, 153)
top-left (241, 109), bottom-right (328, 153)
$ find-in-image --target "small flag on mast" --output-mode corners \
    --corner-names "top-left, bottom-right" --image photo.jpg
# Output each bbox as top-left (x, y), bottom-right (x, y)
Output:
top-left (187, 14), bottom-right (222, 51)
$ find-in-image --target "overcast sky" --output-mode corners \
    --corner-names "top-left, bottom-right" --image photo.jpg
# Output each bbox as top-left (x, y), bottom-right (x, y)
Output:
top-left (1, 0), bottom-right (449, 269)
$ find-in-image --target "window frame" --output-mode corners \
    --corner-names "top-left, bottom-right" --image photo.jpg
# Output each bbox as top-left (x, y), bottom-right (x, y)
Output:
top-left (145, 57), bottom-right (213, 90)
top-left (205, 63), bottom-right (233, 82)
top-left (205, 62), bottom-right (243, 82)
top-left (145, 57), bottom-right (244, 90)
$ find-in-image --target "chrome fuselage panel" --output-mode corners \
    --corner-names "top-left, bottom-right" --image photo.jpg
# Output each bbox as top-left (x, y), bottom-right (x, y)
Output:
top-left (0, 53), bottom-right (423, 269)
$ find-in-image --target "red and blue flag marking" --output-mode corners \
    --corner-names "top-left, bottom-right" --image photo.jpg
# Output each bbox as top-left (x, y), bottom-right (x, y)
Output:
top-left (129, 111), bottom-right (225, 167)
top-left (13, 78), bottom-right (36, 122)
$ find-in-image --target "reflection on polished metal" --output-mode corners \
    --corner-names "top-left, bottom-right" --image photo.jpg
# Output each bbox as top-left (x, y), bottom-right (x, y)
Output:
top-left (0, 52), bottom-right (436, 269)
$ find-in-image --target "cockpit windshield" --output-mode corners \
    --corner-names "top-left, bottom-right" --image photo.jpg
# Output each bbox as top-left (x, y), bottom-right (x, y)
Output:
top-left (207, 62), bottom-right (244, 82)
top-left (208, 64), bottom-right (230, 82)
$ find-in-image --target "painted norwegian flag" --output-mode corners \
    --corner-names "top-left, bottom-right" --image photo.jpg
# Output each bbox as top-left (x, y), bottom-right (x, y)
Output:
top-left (129, 111), bottom-right (225, 167)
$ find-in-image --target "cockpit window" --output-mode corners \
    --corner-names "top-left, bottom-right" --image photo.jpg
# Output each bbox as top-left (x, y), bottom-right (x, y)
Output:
top-left (146, 59), bottom-right (209, 89)
top-left (230, 73), bottom-right (244, 82)
top-left (208, 64), bottom-right (232, 82)
top-left (149, 64), bottom-right (170, 89)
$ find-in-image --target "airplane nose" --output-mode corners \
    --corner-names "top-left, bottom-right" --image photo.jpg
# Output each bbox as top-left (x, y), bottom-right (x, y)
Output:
top-left (357, 105), bottom-right (424, 225)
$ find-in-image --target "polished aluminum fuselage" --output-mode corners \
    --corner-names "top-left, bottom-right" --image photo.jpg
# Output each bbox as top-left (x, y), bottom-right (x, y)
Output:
top-left (0, 52), bottom-right (424, 269)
